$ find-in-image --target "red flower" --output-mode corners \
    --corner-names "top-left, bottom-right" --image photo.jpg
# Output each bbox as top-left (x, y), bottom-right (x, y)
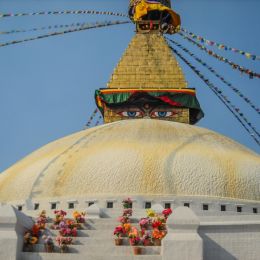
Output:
top-left (152, 221), bottom-right (162, 229)
top-left (162, 208), bottom-right (172, 218)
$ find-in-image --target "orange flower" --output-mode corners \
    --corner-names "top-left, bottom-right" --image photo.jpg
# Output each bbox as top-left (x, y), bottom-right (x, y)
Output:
top-left (152, 229), bottom-right (166, 240)
top-left (30, 236), bottom-right (38, 244)
top-left (73, 211), bottom-right (80, 218)
top-left (123, 223), bottom-right (131, 233)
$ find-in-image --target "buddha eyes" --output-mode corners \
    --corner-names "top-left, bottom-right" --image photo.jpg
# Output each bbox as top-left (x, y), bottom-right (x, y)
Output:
top-left (118, 111), bottom-right (176, 118)
top-left (150, 111), bottom-right (175, 118)
top-left (119, 111), bottom-right (143, 118)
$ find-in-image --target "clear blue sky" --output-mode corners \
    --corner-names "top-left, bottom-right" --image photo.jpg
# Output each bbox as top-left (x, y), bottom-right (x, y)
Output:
top-left (0, 0), bottom-right (259, 172)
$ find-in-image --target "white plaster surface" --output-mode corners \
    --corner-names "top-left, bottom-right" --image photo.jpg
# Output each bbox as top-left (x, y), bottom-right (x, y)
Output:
top-left (87, 204), bottom-right (101, 219)
top-left (163, 207), bottom-right (203, 260)
top-left (199, 224), bottom-right (260, 260)
top-left (0, 120), bottom-right (259, 203)
top-left (151, 203), bottom-right (164, 214)
top-left (0, 205), bottom-right (34, 260)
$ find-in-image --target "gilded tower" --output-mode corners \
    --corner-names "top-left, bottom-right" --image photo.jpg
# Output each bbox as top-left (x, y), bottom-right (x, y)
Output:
top-left (95, 0), bottom-right (203, 124)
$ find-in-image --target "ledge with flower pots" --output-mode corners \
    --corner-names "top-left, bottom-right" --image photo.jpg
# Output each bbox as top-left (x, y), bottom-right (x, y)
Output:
top-left (2, 202), bottom-right (260, 260)
top-left (18, 205), bottom-right (162, 259)
top-left (113, 198), bottom-right (173, 256)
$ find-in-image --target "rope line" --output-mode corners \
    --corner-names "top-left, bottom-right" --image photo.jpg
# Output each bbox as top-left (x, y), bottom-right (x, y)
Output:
top-left (179, 31), bottom-right (260, 79)
top-left (0, 10), bottom-right (128, 18)
top-left (167, 38), bottom-right (260, 116)
top-left (95, 115), bottom-right (103, 126)
top-left (168, 44), bottom-right (260, 146)
top-left (181, 28), bottom-right (260, 61)
top-left (85, 109), bottom-right (99, 128)
top-left (0, 22), bottom-right (89, 35)
top-left (0, 21), bottom-right (130, 48)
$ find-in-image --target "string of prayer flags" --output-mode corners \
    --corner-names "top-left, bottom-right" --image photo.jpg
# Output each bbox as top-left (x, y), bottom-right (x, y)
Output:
top-left (85, 109), bottom-right (99, 128)
top-left (0, 10), bottom-right (128, 19)
top-left (95, 115), bottom-right (103, 126)
top-left (0, 21), bottom-right (130, 48)
top-left (169, 45), bottom-right (260, 146)
top-left (167, 38), bottom-right (260, 115)
top-left (181, 28), bottom-right (260, 61)
top-left (0, 22), bottom-right (89, 35)
top-left (179, 32), bottom-right (260, 79)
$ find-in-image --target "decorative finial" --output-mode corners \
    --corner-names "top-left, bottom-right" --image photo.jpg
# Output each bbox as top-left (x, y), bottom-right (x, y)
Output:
top-left (128, 0), bottom-right (180, 34)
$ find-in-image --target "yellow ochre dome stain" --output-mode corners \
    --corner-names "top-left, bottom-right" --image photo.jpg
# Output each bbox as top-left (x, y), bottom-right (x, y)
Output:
top-left (0, 120), bottom-right (259, 202)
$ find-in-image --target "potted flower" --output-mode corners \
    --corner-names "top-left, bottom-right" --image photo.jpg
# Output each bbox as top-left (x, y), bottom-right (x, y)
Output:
top-left (23, 231), bottom-right (38, 252)
top-left (56, 236), bottom-right (73, 253)
top-left (58, 220), bottom-right (77, 237)
top-left (146, 209), bottom-right (156, 218)
top-left (117, 215), bottom-right (130, 225)
top-left (123, 223), bottom-right (131, 235)
top-left (54, 210), bottom-right (67, 225)
top-left (123, 209), bottom-right (133, 218)
top-left (73, 211), bottom-right (86, 228)
top-left (122, 198), bottom-right (132, 209)
top-left (139, 218), bottom-right (150, 229)
top-left (42, 235), bottom-right (54, 253)
top-left (59, 227), bottom-right (77, 237)
top-left (36, 217), bottom-right (46, 230)
top-left (141, 230), bottom-right (153, 246)
top-left (36, 210), bottom-right (48, 229)
top-left (113, 226), bottom-right (125, 245)
top-left (152, 228), bottom-right (166, 246)
top-left (128, 227), bottom-right (142, 255)
top-left (66, 219), bottom-right (78, 229)
top-left (162, 208), bottom-right (172, 220)
top-left (152, 219), bottom-right (165, 231)
top-left (152, 214), bottom-right (167, 230)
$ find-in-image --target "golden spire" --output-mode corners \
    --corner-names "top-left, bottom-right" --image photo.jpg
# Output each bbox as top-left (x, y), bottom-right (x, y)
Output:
top-left (107, 33), bottom-right (187, 89)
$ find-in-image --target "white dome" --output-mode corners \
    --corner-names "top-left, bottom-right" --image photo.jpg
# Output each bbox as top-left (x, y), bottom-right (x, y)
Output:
top-left (0, 119), bottom-right (259, 202)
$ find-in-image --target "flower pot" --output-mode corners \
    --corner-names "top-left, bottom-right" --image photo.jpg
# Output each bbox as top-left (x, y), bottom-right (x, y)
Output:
top-left (60, 244), bottom-right (69, 253)
top-left (23, 244), bottom-right (33, 252)
top-left (153, 238), bottom-right (161, 246)
top-left (133, 246), bottom-right (142, 255)
top-left (115, 238), bottom-right (123, 246)
top-left (143, 239), bottom-right (153, 246)
top-left (76, 223), bottom-right (82, 229)
top-left (129, 239), bottom-right (136, 246)
top-left (140, 224), bottom-right (148, 230)
top-left (141, 224), bottom-right (152, 230)
top-left (45, 244), bottom-right (54, 253)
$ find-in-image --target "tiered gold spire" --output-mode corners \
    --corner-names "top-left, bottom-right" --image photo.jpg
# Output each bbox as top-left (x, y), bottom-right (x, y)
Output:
top-left (107, 33), bottom-right (187, 89)
top-left (95, 2), bottom-right (203, 125)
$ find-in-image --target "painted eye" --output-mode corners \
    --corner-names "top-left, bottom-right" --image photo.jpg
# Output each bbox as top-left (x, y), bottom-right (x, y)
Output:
top-left (151, 111), bottom-right (175, 118)
top-left (119, 111), bottom-right (142, 118)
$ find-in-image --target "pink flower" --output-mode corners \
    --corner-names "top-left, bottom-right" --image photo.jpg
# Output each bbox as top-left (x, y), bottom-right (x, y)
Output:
top-left (117, 216), bottom-right (129, 224)
top-left (123, 209), bottom-right (133, 217)
top-left (139, 218), bottom-right (149, 226)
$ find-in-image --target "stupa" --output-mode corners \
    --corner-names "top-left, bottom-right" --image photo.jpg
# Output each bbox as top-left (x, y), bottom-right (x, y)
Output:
top-left (0, 1), bottom-right (259, 259)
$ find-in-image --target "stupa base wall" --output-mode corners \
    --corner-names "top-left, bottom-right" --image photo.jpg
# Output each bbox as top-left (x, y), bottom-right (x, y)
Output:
top-left (1, 205), bottom-right (260, 260)
top-left (2, 195), bottom-right (259, 218)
